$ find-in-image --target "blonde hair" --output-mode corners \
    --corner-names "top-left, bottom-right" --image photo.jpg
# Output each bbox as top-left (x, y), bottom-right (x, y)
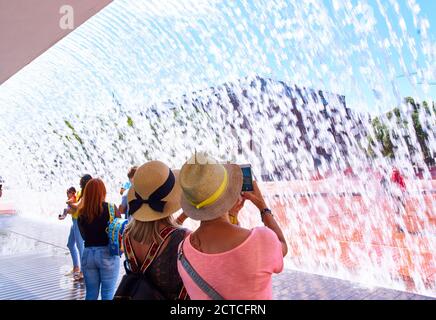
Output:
top-left (126, 216), bottom-right (178, 244)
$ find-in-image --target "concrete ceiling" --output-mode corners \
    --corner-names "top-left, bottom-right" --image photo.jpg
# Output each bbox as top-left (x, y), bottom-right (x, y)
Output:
top-left (0, 0), bottom-right (112, 85)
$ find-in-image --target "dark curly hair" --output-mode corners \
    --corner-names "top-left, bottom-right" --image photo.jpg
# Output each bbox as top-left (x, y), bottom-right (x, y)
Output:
top-left (80, 174), bottom-right (93, 190)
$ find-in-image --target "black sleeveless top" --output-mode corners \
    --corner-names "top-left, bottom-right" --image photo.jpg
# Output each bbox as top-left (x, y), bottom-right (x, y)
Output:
top-left (78, 202), bottom-right (111, 248)
top-left (125, 228), bottom-right (189, 300)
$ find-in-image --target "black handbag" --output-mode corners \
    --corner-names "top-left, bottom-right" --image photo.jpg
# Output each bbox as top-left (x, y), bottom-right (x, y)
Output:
top-left (114, 260), bottom-right (166, 300)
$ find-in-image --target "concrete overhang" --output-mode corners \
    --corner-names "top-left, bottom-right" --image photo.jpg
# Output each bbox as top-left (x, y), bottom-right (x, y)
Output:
top-left (0, 0), bottom-right (112, 85)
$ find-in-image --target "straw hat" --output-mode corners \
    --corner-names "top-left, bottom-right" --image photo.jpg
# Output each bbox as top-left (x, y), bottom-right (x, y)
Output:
top-left (179, 152), bottom-right (242, 221)
top-left (127, 161), bottom-right (182, 222)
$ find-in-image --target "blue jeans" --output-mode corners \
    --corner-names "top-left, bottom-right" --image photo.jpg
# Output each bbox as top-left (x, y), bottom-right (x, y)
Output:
top-left (81, 246), bottom-right (120, 300)
top-left (66, 218), bottom-right (84, 268)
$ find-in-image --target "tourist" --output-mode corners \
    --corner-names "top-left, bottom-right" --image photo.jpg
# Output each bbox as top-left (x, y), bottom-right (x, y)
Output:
top-left (175, 212), bottom-right (188, 225)
top-left (77, 178), bottom-right (121, 300)
top-left (391, 167), bottom-right (407, 215)
top-left (115, 161), bottom-right (189, 300)
top-left (391, 167), bottom-right (406, 193)
top-left (119, 166), bottom-right (137, 220)
top-left (58, 187), bottom-right (77, 220)
top-left (63, 174), bottom-right (91, 281)
top-left (0, 176), bottom-right (4, 198)
top-left (119, 177), bottom-right (132, 196)
top-left (390, 168), bottom-right (408, 233)
top-left (177, 152), bottom-right (287, 300)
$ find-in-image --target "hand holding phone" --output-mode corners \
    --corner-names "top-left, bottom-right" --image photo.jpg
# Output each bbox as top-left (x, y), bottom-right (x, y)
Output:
top-left (241, 181), bottom-right (267, 211)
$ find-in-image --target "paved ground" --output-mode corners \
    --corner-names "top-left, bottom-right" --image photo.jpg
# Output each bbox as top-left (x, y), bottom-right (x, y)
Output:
top-left (0, 252), bottom-right (86, 300)
top-left (272, 270), bottom-right (434, 300)
top-left (0, 215), bottom-right (434, 300)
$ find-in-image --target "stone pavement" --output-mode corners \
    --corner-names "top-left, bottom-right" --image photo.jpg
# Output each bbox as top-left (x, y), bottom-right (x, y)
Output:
top-left (0, 215), bottom-right (434, 300)
top-left (272, 269), bottom-right (434, 300)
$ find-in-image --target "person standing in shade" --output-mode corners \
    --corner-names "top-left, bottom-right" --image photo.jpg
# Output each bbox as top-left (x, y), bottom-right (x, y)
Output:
top-left (177, 152), bottom-right (287, 300)
top-left (78, 178), bottom-right (121, 300)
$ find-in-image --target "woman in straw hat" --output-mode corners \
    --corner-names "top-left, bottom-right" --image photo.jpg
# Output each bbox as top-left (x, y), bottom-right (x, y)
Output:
top-left (77, 178), bottom-right (121, 300)
top-left (177, 152), bottom-right (288, 300)
top-left (121, 161), bottom-right (190, 300)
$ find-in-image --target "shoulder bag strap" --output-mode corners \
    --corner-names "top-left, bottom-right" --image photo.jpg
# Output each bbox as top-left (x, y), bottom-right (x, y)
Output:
top-left (108, 203), bottom-right (115, 223)
top-left (123, 232), bottom-right (139, 273)
top-left (178, 286), bottom-right (189, 300)
top-left (105, 203), bottom-right (115, 235)
top-left (107, 203), bottom-right (121, 248)
top-left (139, 226), bottom-right (177, 274)
top-left (177, 239), bottom-right (224, 300)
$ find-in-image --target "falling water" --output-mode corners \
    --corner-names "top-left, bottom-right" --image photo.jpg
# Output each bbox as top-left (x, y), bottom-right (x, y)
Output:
top-left (0, 0), bottom-right (435, 296)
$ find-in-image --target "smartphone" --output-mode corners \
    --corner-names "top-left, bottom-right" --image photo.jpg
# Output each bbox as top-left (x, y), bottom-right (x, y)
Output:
top-left (240, 164), bottom-right (254, 192)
